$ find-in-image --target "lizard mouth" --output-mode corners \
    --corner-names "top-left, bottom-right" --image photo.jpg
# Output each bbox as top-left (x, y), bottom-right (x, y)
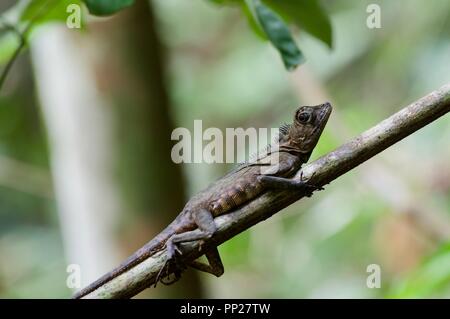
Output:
top-left (311, 102), bottom-right (332, 134)
top-left (317, 102), bottom-right (332, 123)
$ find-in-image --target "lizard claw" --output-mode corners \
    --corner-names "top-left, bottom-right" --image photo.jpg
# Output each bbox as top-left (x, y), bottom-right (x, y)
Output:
top-left (154, 259), bottom-right (168, 287)
top-left (174, 245), bottom-right (183, 256)
top-left (298, 171), bottom-right (324, 197)
top-left (198, 240), bottom-right (206, 252)
top-left (154, 257), bottom-right (184, 287)
top-left (154, 241), bottom-right (186, 287)
top-left (303, 183), bottom-right (324, 197)
top-left (166, 239), bottom-right (183, 259)
top-left (160, 270), bottom-right (181, 286)
top-left (299, 171), bottom-right (323, 197)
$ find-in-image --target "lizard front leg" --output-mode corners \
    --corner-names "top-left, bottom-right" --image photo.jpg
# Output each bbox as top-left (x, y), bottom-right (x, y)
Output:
top-left (257, 175), bottom-right (323, 197)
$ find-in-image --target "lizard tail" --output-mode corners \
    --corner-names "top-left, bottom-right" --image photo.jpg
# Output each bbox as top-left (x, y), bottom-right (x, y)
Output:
top-left (72, 217), bottom-right (181, 299)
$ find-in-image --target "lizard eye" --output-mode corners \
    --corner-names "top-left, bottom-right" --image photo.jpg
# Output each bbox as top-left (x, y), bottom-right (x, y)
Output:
top-left (297, 112), bottom-right (310, 123)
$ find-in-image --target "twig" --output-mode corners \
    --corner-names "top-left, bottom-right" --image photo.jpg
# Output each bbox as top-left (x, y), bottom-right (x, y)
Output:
top-left (0, 0), bottom-right (58, 91)
top-left (79, 84), bottom-right (450, 298)
top-left (0, 23), bottom-right (25, 90)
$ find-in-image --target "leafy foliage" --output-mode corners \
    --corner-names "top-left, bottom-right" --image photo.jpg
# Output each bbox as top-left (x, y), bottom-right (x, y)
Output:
top-left (0, 0), bottom-right (83, 71)
top-left (21, 0), bottom-right (83, 25)
top-left (263, 0), bottom-right (332, 48)
top-left (82, 0), bottom-right (135, 16)
top-left (0, 0), bottom-right (132, 67)
top-left (209, 0), bottom-right (332, 70)
top-left (20, 0), bottom-right (133, 21)
top-left (1, 0), bottom-right (332, 72)
top-left (248, 0), bottom-right (304, 70)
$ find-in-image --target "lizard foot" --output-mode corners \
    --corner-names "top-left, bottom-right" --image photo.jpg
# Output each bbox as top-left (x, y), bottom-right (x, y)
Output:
top-left (299, 171), bottom-right (324, 197)
top-left (154, 258), bottom-right (184, 287)
top-left (160, 271), bottom-right (181, 285)
top-left (154, 241), bottom-right (186, 287)
top-left (198, 239), bottom-right (207, 252)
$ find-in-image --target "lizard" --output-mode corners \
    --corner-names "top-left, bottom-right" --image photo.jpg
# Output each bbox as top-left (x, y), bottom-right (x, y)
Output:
top-left (72, 102), bottom-right (332, 298)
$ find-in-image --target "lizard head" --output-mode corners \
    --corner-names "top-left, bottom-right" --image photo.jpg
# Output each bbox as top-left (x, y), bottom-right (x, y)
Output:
top-left (283, 102), bottom-right (332, 158)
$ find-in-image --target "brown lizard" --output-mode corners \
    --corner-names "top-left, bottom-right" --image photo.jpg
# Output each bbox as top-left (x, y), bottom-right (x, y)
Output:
top-left (73, 102), bottom-right (332, 298)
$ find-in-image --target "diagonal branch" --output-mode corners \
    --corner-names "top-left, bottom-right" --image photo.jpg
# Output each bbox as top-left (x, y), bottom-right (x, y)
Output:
top-left (79, 84), bottom-right (450, 299)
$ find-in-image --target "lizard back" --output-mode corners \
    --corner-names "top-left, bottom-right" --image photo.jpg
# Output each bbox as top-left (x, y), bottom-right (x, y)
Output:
top-left (184, 150), bottom-right (304, 217)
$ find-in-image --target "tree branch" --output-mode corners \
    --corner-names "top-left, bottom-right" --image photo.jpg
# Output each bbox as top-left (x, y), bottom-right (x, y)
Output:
top-left (79, 84), bottom-right (450, 298)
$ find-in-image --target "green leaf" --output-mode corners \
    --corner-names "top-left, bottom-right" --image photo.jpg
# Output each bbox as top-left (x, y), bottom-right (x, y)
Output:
top-left (263, 0), bottom-right (332, 48)
top-left (250, 0), bottom-right (304, 70)
top-left (208, 0), bottom-right (266, 39)
top-left (82, 0), bottom-right (134, 16)
top-left (239, 1), bottom-right (267, 40)
top-left (21, 0), bottom-right (83, 25)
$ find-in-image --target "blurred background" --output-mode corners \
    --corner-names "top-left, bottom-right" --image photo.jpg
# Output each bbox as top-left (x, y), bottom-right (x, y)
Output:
top-left (0, 0), bottom-right (449, 298)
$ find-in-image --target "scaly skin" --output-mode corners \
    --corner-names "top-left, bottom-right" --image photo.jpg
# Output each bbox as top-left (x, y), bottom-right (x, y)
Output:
top-left (73, 102), bottom-right (332, 298)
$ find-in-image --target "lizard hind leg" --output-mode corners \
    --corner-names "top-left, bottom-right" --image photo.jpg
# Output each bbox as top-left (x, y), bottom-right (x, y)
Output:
top-left (189, 247), bottom-right (224, 277)
top-left (165, 208), bottom-right (217, 258)
top-left (156, 208), bottom-right (219, 285)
